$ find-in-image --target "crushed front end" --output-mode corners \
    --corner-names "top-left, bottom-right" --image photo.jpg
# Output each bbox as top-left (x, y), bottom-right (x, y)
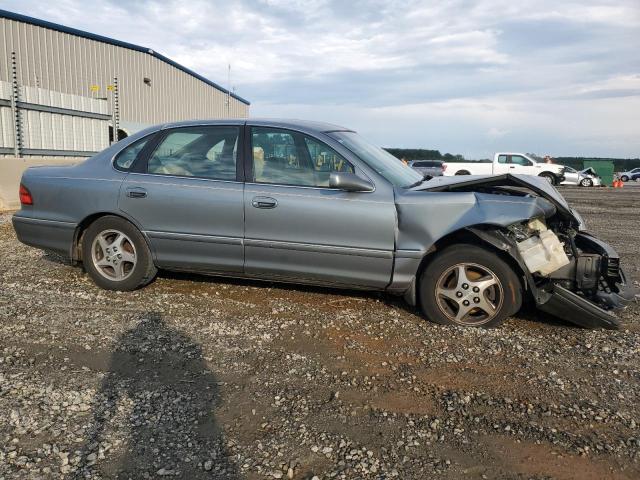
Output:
top-left (505, 218), bottom-right (636, 328)
top-left (424, 174), bottom-right (637, 328)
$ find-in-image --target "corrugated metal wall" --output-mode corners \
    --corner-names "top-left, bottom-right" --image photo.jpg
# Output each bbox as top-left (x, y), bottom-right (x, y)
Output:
top-left (0, 80), bottom-right (13, 149)
top-left (0, 17), bottom-right (249, 128)
top-left (0, 79), bottom-right (110, 155)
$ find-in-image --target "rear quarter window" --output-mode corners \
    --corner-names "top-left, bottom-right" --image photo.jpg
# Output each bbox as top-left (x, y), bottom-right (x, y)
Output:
top-left (114, 135), bottom-right (153, 171)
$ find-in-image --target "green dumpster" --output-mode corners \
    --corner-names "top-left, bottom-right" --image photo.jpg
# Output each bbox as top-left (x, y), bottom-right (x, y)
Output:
top-left (583, 159), bottom-right (614, 186)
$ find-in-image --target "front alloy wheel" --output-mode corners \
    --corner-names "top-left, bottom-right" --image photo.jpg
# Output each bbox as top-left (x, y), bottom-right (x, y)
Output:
top-left (580, 178), bottom-right (593, 187)
top-left (435, 263), bottom-right (503, 326)
top-left (419, 244), bottom-right (523, 328)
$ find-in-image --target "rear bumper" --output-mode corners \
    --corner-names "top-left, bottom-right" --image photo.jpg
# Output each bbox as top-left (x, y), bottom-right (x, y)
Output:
top-left (12, 214), bottom-right (75, 257)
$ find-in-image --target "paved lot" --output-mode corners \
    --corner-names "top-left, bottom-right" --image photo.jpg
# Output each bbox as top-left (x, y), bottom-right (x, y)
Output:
top-left (0, 186), bottom-right (639, 479)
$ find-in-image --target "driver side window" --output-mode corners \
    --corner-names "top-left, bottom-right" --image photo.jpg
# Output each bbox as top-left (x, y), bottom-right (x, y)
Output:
top-left (147, 126), bottom-right (239, 180)
top-left (251, 127), bottom-right (354, 187)
top-left (510, 155), bottom-right (532, 166)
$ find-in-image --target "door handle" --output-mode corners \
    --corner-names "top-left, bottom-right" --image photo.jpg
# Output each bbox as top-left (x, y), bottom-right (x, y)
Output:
top-left (251, 196), bottom-right (277, 209)
top-left (509, 166), bottom-right (516, 169)
top-left (126, 187), bottom-right (147, 198)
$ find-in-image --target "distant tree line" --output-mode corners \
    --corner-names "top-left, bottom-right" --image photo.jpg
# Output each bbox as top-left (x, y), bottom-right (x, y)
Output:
top-left (385, 148), bottom-right (639, 170)
top-left (384, 148), bottom-right (467, 162)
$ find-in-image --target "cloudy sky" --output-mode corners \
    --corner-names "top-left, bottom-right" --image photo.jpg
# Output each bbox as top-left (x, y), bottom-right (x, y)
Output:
top-left (4, 0), bottom-right (639, 157)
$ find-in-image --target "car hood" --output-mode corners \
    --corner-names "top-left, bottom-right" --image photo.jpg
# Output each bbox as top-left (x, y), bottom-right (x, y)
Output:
top-left (414, 173), bottom-right (577, 224)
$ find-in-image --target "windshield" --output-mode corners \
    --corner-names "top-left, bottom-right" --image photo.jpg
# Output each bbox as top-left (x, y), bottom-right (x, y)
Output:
top-left (329, 131), bottom-right (423, 188)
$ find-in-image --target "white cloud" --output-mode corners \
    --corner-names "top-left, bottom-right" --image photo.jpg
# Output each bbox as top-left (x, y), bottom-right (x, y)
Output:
top-left (3, 0), bottom-right (639, 157)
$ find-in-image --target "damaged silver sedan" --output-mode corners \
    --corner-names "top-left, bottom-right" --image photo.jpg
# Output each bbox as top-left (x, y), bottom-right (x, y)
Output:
top-left (12, 119), bottom-right (636, 329)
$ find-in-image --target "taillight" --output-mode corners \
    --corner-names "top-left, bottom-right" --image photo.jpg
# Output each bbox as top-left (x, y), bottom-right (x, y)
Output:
top-left (19, 184), bottom-right (33, 205)
top-left (442, 164), bottom-right (447, 172)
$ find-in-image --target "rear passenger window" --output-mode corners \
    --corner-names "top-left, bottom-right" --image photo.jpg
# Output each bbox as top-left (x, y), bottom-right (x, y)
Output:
top-left (497, 155), bottom-right (508, 164)
top-left (114, 135), bottom-right (152, 170)
top-left (147, 126), bottom-right (239, 180)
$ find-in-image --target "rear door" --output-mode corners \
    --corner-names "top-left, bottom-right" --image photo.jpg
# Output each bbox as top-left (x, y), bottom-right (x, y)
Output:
top-left (243, 126), bottom-right (396, 288)
top-left (118, 124), bottom-right (245, 272)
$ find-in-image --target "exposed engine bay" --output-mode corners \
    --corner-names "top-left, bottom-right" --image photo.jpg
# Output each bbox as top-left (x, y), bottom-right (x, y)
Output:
top-left (503, 216), bottom-right (634, 328)
top-left (423, 173), bottom-right (636, 328)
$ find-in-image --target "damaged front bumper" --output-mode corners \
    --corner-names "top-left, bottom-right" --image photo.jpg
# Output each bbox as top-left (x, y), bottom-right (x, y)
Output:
top-left (536, 232), bottom-right (637, 329)
top-left (537, 281), bottom-right (635, 329)
top-left (470, 228), bottom-right (637, 329)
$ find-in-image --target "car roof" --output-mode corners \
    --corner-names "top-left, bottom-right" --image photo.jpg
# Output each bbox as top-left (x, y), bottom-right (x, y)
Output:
top-left (160, 118), bottom-right (353, 134)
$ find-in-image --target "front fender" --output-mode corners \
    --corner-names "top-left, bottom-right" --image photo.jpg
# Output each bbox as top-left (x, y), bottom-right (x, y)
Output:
top-left (389, 190), bottom-right (553, 299)
top-left (394, 190), bottom-right (555, 258)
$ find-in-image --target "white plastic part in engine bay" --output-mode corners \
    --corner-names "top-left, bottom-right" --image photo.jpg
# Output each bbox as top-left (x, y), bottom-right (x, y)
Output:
top-left (516, 219), bottom-right (570, 276)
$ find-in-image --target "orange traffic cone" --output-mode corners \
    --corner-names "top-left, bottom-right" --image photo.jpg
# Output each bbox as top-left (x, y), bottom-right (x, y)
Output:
top-left (612, 180), bottom-right (619, 188)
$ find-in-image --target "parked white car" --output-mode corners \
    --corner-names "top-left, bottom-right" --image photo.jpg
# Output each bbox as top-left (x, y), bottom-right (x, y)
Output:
top-left (560, 167), bottom-right (602, 187)
top-left (617, 167), bottom-right (640, 182)
top-left (443, 153), bottom-right (567, 185)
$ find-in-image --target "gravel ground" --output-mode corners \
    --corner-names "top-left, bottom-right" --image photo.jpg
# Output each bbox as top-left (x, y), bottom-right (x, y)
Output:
top-left (0, 186), bottom-right (639, 480)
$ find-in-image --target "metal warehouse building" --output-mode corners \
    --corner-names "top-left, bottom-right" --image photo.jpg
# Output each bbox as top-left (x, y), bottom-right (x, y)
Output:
top-left (0, 8), bottom-right (250, 209)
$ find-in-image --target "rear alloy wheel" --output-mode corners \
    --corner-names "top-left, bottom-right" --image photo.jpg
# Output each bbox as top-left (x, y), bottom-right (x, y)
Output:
top-left (419, 245), bottom-right (522, 328)
top-left (580, 178), bottom-right (593, 187)
top-left (539, 172), bottom-right (557, 185)
top-left (620, 175), bottom-right (629, 182)
top-left (82, 216), bottom-right (157, 291)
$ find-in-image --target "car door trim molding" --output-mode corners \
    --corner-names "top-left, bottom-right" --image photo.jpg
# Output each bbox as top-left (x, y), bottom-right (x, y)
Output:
top-left (145, 230), bottom-right (243, 246)
top-left (126, 172), bottom-right (243, 188)
top-left (245, 183), bottom-right (387, 203)
top-left (244, 238), bottom-right (393, 258)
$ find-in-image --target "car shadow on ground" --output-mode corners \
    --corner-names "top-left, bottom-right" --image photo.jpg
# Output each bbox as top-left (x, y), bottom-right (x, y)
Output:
top-left (68, 312), bottom-right (238, 479)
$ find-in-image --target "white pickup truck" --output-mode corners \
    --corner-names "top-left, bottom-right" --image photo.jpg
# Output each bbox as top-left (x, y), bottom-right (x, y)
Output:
top-left (443, 152), bottom-right (567, 185)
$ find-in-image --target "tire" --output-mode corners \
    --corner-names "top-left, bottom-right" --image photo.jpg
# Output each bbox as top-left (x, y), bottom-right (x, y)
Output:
top-left (455, 170), bottom-right (470, 175)
top-left (82, 215), bottom-right (157, 291)
top-left (418, 244), bottom-right (522, 328)
top-left (539, 172), bottom-right (557, 185)
top-left (620, 175), bottom-right (629, 182)
top-left (580, 178), bottom-right (593, 187)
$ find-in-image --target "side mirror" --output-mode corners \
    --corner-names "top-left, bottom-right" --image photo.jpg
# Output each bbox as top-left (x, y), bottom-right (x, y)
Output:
top-left (329, 172), bottom-right (374, 192)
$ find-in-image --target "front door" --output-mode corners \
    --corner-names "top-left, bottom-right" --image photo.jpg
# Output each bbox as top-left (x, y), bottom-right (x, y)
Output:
top-left (118, 125), bottom-right (245, 272)
top-left (509, 154), bottom-right (537, 175)
top-left (243, 126), bottom-right (396, 288)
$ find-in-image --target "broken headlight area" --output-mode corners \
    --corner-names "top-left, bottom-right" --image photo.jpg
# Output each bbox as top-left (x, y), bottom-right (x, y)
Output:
top-left (506, 218), bottom-right (636, 328)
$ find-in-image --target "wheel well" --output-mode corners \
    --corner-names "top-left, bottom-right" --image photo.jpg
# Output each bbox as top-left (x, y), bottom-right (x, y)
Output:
top-left (538, 171), bottom-right (556, 178)
top-left (72, 212), bottom-right (146, 263)
top-left (455, 170), bottom-right (470, 175)
top-left (414, 227), bottom-right (529, 305)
